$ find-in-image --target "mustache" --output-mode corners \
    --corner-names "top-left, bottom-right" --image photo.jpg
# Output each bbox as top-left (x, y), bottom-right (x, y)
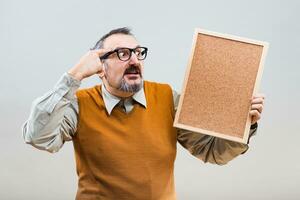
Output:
top-left (123, 64), bottom-right (141, 75)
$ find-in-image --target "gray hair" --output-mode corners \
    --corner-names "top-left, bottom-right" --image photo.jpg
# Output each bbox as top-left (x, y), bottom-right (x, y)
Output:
top-left (91, 27), bottom-right (134, 50)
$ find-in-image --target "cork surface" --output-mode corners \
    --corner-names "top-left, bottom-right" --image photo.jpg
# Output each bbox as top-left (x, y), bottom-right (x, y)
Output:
top-left (178, 33), bottom-right (264, 139)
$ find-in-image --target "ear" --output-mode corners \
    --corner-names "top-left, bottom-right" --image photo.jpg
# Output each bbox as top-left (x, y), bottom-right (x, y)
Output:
top-left (98, 70), bottom-right (105, 78)
top-left (98, 62), bottom-right (107, 78)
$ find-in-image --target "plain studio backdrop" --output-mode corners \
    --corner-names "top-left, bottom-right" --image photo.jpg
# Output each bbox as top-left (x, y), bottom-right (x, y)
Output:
top-left (1, 0), bottom-right (299, 199)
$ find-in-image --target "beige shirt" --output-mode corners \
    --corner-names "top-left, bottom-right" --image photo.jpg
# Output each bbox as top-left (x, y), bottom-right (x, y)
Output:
top-left (22, 73), bottom-right (256, 165)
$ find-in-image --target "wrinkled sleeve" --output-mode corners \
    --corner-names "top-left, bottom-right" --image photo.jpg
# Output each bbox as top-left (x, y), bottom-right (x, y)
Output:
top-left (22, 73), bottom-right (80, 153)
top-left (172, 89), bottom-right (257, 165)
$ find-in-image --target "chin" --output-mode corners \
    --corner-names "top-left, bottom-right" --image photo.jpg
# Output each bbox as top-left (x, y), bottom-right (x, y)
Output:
top-left (128, 79), bottom-right (142, 85)
top-left (119, 78), bottom-right (143, 93)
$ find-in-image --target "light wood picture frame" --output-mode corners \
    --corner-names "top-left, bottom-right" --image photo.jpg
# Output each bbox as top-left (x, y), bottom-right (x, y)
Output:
top-left (174, 28), bottom-right (269, 144)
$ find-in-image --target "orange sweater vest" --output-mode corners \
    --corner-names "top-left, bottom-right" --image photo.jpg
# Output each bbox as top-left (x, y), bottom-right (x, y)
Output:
top-left (73, 81), bottom-right (178, 200)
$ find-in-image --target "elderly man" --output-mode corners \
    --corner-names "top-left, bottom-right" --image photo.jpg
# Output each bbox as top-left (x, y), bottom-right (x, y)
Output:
top-left (22, 27), bottom-right (264, 200)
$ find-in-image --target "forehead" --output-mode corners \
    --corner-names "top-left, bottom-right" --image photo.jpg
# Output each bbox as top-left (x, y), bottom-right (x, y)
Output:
top-left (103, 34), bottom-right (139, 50)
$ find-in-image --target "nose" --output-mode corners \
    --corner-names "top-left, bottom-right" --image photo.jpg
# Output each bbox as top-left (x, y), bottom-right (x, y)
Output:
top-left (128, 52), bottom-right (139, 64)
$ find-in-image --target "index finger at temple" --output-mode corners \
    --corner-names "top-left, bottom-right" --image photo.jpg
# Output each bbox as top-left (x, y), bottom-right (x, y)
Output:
top-left (94, 49), bottom-right (110, 57)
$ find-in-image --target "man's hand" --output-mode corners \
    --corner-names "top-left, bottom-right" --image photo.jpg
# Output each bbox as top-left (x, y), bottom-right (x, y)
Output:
top-left (249, 93), bottom-right (265, 125)
top-left (68, 49), bottom-right (109, 81)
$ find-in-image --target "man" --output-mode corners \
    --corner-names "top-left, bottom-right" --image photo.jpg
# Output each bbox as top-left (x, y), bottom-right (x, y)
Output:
top-left (22, 27), bottom-right (265, 200)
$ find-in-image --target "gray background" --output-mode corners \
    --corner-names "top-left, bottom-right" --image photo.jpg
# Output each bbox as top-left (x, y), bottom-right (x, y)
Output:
top-left (1, 0), bottom-right (299, 199)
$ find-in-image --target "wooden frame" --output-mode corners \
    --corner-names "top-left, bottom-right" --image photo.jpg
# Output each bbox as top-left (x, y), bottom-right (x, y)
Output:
top-left (174, 28), bottom-right (269, 144)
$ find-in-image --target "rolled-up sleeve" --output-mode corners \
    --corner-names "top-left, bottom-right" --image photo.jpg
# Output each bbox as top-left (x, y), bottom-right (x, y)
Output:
top-left (22, 73), bottom-right (80, 153)
top-left (172, 89), bottom-right (257, 165)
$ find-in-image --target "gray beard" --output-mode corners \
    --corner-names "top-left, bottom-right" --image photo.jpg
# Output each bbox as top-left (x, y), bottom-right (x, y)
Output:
top-left (117, 78), bottom-right (143, 93)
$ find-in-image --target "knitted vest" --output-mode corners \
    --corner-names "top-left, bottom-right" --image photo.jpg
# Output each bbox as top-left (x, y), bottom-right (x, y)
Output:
top-left (73, 81), bottom-right (177, 200)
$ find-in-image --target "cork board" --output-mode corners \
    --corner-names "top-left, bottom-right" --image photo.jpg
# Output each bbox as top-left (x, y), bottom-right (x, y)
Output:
top-left (174, 29), bottom-right (268, 144)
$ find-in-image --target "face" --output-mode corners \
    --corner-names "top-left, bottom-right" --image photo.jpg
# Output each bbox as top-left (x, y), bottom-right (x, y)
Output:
top-left (101, 34), bottom-right (145, 95)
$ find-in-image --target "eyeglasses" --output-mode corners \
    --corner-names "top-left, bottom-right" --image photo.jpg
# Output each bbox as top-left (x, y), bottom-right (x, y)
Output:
top-left (100, 47), bottom-right (148, 61)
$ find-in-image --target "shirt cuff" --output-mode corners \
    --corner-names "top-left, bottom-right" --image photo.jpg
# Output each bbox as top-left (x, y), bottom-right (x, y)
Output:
top-left (45, 73), bottom-right (81, 113)
top-left (62, 73), bottom-right (81, 100)
top-left (250, 122), bottom-right (258, 130)
top-left (247, 123), bottom-right (258, 144)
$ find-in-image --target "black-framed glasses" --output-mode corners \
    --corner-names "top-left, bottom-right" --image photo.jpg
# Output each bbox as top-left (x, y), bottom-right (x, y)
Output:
top-left (100, 47), bottom-right (148, 61)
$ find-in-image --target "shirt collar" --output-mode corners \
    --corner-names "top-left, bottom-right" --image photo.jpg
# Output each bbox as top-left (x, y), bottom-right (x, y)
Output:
top-left (101, 84), bottom-right (147, 115)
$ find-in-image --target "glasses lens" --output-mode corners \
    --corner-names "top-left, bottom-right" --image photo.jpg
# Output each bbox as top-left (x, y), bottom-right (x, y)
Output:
top-left (117, 48), bottom-right (131, 61)
top-left (134, 47), bottom-right (147, 60)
